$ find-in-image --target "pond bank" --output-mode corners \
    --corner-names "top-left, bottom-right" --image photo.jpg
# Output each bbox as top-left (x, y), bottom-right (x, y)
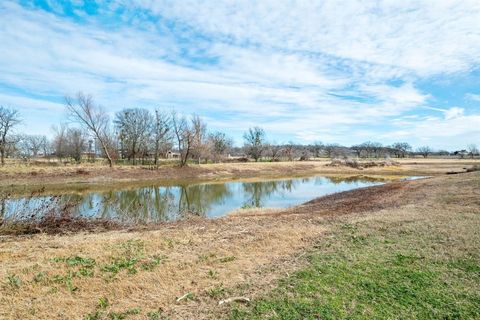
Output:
top-left (1, 172), bottom-right (479, 319)
top-left (0, 159), bottom-right (477, 194)
top-left (0, 175), bottom-right (389, 235)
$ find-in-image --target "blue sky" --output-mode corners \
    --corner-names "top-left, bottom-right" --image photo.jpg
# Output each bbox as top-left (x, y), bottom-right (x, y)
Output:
top-left (1, 0), bottom-right (480, 150)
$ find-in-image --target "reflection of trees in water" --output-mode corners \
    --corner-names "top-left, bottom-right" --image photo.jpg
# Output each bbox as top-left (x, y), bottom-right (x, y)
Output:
top-left (3, 175), bottom-right (385, 224)
top-left (60, 183), bottom-right (234, 223)
top-left (97, 188), bottom-right (177, 223)
top-left (322, 176), bottom-right (384, 185)
top-left (241, 179), bottom-right (300, 208)
top-left (177, 183), bottom-right (232, 217)
top-left (0, 198), bottom-right (5, 220)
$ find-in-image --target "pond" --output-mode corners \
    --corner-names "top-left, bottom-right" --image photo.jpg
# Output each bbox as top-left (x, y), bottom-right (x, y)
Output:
top-left (1, 175), bottom-right (415, 224)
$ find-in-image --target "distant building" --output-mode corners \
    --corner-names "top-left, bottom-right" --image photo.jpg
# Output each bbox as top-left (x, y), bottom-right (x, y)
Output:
top-left (166, 151), bottom-right (181, 159)
top-left (453, 150), bottom-right (468, 158)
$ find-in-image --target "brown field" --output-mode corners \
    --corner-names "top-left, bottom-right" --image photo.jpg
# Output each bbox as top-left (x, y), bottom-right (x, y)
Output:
top-left (1, 169), bottom-right (479, 319)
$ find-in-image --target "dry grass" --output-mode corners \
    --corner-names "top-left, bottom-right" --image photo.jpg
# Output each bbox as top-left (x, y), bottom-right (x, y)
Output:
top-left (1, 171), bottom-right (479, 319)
top-left (0, 214), bottom-right (325, 319)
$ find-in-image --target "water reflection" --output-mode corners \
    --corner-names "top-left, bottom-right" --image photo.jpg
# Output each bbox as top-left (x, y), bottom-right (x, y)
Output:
top-left (2, 176), bottom-right (387, 224)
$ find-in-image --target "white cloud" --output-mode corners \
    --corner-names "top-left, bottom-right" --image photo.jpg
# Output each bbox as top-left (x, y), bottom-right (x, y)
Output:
top-left (387, 113), bottom-right (480, 150)
top-left (466, 93), bottom-right (480, 102)
top-left (0, 1), bottom-right (479, 147)
top-left (133, 0), bottom-right (480, 76)
top-left (444, 107), bottom-right (465, 120)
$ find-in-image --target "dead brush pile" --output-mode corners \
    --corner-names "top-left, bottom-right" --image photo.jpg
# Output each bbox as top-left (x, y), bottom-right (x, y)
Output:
top-left (0, 191), bottom-right (119, 235)
top-left (327, 158), bottom-right (400, 170)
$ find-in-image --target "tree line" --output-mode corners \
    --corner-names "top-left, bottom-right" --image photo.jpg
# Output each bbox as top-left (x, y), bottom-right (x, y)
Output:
top-left (0, 93), bottom-right (479, 167)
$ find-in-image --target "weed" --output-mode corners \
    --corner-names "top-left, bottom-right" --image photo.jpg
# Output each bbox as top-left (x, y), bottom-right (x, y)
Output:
top-left (207, 269), bottom-right (219, 279)
top-left (219, 256), bottom-right (236, 263)
top-left (101, 257), bottom-right (139, 276)
top-left (108, 308), bottom-right (141, 320)
top-left (6, 274), bottom-right (21, 289)
top-left (32, 272), bottom-right (47, 283)
top-left (164, 238), bottom-right (176, 249)
top-left (65, 277), bottom-right (79, 293)
top-left (53, 256), bottom-right (96, 268)
top-left (341, 223), bottom-right (357, 232)
top-left (118, 240), bottom-right (145, 259)
top-left (84, 311), bottom-right (102, 320)
top-left (147, 310), bottom-right (164, 320)
top-left (98, 297), bottom-right (109, 309)
top-left (78, 267), bottom-right (95, 277)
top-left (207, 285), bottom-right (226, 298)
top-left (52, 271), bottom-right (78, 292)
top-left (198, 252), bottom-right (217, 263)
top-left (140, 255), bottom-right (165, 271)
top-left (51, 256), bottom-right (96, 281)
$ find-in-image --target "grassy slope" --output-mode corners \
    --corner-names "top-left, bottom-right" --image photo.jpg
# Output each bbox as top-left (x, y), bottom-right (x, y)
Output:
top-left (1, 172), bottom-right (479, 319)
top-left (230, 174), bottom-right (480, 319)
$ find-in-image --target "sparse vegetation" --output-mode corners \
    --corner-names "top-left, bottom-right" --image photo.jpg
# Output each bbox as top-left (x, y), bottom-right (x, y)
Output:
top-left (230, 200), bottom-right (480, 319)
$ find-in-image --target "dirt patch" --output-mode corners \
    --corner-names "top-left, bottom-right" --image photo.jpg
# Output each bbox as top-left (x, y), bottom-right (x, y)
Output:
top-left (234, 178), bottom-right (427, 219)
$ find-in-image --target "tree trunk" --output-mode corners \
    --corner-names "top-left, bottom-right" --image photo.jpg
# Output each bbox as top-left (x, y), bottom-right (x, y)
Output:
top-left (0, 136), bottom-right (5, 166)
top-left (98, 138), bottom-right (113, 168)
top-left (154, 141), bottom-right (159, 168)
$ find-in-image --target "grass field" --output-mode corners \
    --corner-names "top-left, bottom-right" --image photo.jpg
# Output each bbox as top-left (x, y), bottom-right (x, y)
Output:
top-left (1, 169), bottom-right (479, 319)
top-left (231, 198), bottom-right (480, 319)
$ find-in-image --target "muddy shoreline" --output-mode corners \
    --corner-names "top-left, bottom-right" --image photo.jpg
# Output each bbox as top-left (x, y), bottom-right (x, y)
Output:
top-left (0, 174), bottom-right (428, 237)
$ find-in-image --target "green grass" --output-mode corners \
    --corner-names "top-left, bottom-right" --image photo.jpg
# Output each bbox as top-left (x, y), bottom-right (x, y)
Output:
top-left (230, 219), bottom-right (480, 319)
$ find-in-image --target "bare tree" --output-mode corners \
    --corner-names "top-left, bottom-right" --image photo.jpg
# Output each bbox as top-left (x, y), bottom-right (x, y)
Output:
top-left (24, 135), bottom-right (46, 157)
top-left (209, 131), bottom-right (232, 162)
top-left (65, 128), bottom-right (87, 163)
top-left (191, 115), bottom-right (209, 164)
top-left (52, 124), bottom-right (68, 162)
top-left (0, 106), bottom-right (21, 165)
top-left (6, 134), bottom-right (21, 159)
top-left (467, 144), bottom-right (479, 159)
top-left (152, 109), bottom-right (172, 167)
top-left (16, 135), bottom-right (35, 160)
top-left (243, 127), bottom-right (266, 162)
top-left (172, 111), bottom-right (195, 167)
top-left (65, 93), bottom-right (114, 167)
top-left (417, 146), bottom-right (432, 158)
top-left (115, 108), bottom-right (152, 165)
top-left (359, 141), bottom-right (383, 158)
top-left (283, 142), bottom-right (295, 161)
top-left (391, 142), bottom-right (412, 158)
top-left (350, 144), bottom-right (363, 158)
top-left (40, 136), bottom-right (51, 160)
top-left (324, 143), bottom-right (341, 159)
top-left (267, 143), bottom-right (283, 162)
top-left (312, 141), bottom-right (324, 158)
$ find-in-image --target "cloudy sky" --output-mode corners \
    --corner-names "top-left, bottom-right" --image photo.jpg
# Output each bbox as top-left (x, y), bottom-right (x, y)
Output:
top-left (1, 0), bottom-right (480, 150)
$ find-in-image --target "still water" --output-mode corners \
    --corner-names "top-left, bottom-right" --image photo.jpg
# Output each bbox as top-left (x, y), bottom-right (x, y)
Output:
top-left (2, 176), bottom-right (397, 224)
